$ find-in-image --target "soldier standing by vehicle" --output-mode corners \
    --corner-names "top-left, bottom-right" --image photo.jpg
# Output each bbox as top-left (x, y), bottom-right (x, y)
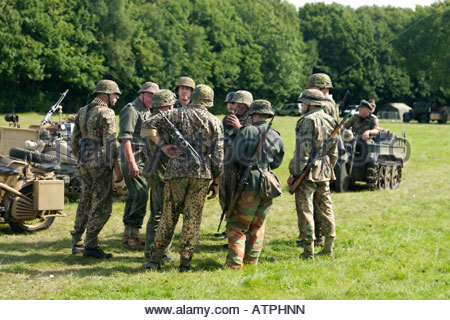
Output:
top-left (119, 82), bottom-right (160, 250)
top-left (174, 76), bottom-right (195, 108)
top-left (307, 73), bottom-right (338, 247)
top-left (343, 99), bottom-right (379, 141)
top-left (226, 100), bottom-right (284, 269)
top-left (70, 79), bottom-right (123, 259)
top-left (143, 84), bottom-right (224, 272)
top-left (287, 89), bottom-right (338, 260)
top-left (143, 89), bottom-right (177, 266)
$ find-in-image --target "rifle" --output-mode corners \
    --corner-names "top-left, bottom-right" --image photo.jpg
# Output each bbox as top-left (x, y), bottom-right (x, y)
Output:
top-left (159, 110), bottom-right (202, 168)
top-left (225, 114), bottom-right (275, 221)
top-left (41, 89), bottom-right (69, 126)
top-left (289, 90), bottom-right (350, 194)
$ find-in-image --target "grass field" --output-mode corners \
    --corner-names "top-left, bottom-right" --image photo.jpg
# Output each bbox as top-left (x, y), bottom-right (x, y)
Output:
top-left (0, 114), bottom-right (448, 299)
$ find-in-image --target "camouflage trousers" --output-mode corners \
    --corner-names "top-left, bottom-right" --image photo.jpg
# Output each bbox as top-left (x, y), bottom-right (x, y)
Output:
top-left (121, 159), bottom-right (149, 229)
top-left (144, 175), bottom-right (171, 261)
top-left (226, 190), bottom-right (272, 269)
top-left (70, 167), bottom-right (113, 248)
top-left (295, 180), bottom-right (335, 242)
top-left (149, 178), bottom-right (210, 267)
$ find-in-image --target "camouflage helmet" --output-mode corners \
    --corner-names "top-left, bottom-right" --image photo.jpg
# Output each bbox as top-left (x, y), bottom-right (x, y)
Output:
top-left (92, 79), bottom-right (121, 95)
top-left (152, 89), bottom-right (177, 108)
top-left (307, 73), bottom-right (333, 89)
top-left (225, 91), bottom-right (235, 103)
top-left (176, 76), bottom-right (195, 91)
top-left (359, 99), bottom-right (373, 110)
top-left (298, 89), bottom-right (327, 107)
top-left (232, 90), bottom-right (253, 107)
top-left (191, 84), bottom-right (214, 107)
top-left (138, 82), bottom-right (160, 94)
top-left (248, 99), bottom-right (275, 117)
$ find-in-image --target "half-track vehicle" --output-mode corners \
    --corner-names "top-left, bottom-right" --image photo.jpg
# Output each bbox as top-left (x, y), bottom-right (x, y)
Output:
top-left (332, 129), bottom-right (409, 192)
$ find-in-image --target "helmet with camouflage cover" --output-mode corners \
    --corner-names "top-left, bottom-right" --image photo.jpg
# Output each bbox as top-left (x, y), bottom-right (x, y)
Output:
top-left (92, 79), bottom-right (121, 95)
top-left (152, 89), bottom-right (177, 108)
top-left (176, 76), bottom-right (195, 91)
top-left (232, 90), bottom-right (253, 107)
top-left (359, 99), bottom-right (373, 110)
top-left (225, 91), bottom-right (235, 103)
top-left (298, 89), bottom-right (327, 106)
top-left (138, 82), bottom-right (160, 94)
top-left (248, 99), bottom-right (275, 117)
top-left (191, 84), bottom-right (214, 107)
top-left (307, 73), bottom-right (333, 89)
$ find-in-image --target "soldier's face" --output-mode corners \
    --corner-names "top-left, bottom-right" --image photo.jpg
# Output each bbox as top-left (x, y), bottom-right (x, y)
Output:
top-left (301, 103), bottom-right (308, 114)
top-left (359, 107), bottom-right (371, 117)
top-left (226, 102), bottom-right (236, 113)
top-left (178, 86), bottom-right (192, 100)
top-left (141, 92), bottom-right (153, 108)
top-left (110, 93), bottom-right (119, 106)
top-left (235, 103), bottom-right (248, 116)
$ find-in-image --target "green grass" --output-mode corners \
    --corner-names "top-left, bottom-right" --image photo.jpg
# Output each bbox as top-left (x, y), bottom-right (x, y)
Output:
top-left (0, 114), bottom-right (449, 299)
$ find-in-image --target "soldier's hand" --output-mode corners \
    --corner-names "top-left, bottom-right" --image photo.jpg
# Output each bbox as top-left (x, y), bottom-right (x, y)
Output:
top-left (114, 168), bottom-right (124, 183)
top-left (128, 161), bottom-right (139, 178)
top-left (362, 130), bottom-right (370, 141)
top-left (161, 145), bottom-right (181, 159)
top-left (225, 114), bottom-right (241, 130)
top-left (207, 183), bottom-right (219, 200)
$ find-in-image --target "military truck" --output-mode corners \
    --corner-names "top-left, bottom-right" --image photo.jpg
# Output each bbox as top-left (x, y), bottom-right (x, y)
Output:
top-left (332, 130), bottom-right (408, 192)
top-left (403, 101), bottom-right (448, 124)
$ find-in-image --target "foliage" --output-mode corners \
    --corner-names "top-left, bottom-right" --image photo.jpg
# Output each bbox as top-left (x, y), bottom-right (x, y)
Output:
top-left (0, 0), bottom-right (448, 113)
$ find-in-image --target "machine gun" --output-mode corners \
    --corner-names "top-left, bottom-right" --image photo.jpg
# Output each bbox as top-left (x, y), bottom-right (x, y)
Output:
top-left (159, 111), bottom-right (202, 168)
top-left (289, 91), bottom-right (350, 194)
top-left (41, 89), bottom-right (69, 126)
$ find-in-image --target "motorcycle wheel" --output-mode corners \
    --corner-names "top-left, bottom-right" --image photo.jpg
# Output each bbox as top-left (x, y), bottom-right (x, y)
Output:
top-left (7, 184), bottom-right (56, 233)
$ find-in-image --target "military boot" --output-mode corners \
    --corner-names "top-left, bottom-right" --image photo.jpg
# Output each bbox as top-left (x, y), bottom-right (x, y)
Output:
top-left (122, 225), bottom-right (130, 244)
top-left (299, 241), bottom-right (314, 260)
top-left (143, 261), bottom-right (161, 271)
top-left (179, 265), bottom-right (191, 273)
top-left (83, 247), bottom-right (113, 259)
top-left (127, 226), bottom-right (144, 250)
top-left (316, 237), bottom-right (335, 258)
top-left (72, 242), bottom-right (84, 255)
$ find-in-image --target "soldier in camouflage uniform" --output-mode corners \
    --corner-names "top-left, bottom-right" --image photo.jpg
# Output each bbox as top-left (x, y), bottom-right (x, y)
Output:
top-left (143, 89), bottom-right (177, 265)
top-left (307, 73), bottom-right (339, 122)
top-left (119, 82), bottom-right (160, 250)
top-left (343, 99), bottom-right (379, 140)
top-left (219, 91), bottom-right (253, 237)
top-left (288, 89), bottom-right (338, 259)
top-left (142, 84), bottom-right (224, 272)
top-left (174, 76), bottom-right (195, 108)
top-left (226, 100), bottom-right (285, 269)
top-left (70, 79), bottom-right (123, 259)
top-left (307, 73), bottom-right (338, 247)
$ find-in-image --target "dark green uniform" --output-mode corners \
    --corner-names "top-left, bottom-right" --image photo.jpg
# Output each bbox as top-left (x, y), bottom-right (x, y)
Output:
top-left (118, 98), bottom-right (152, 229)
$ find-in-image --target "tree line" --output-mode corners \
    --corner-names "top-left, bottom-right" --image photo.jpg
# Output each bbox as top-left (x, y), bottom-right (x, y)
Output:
top-left (0, 0), bottom-right (448, 114)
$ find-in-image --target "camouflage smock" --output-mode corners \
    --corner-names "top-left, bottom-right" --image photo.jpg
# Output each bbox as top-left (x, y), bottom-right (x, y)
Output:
top-left (323, 97), bottom-right (339, 122)
top-left (289, 109), bottom-right (338, 182)
top-left (71, 97), bottom-right (118, 168)
top-left (232, 121), bottom-right (285, 191)
top-left (142, 104), bottom-right (224, 180)
top-left (343, 114), bottom-right (379, 136)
